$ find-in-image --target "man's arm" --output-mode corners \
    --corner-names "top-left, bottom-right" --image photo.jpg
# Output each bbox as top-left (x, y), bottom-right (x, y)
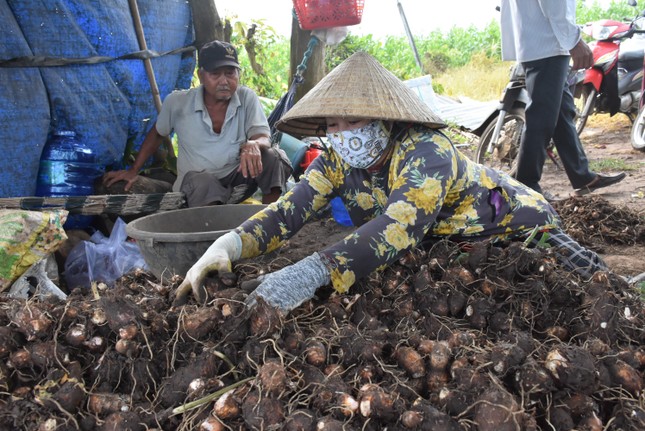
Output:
top-left (103, 125), bottom-right (165, 191)
top-left (238, 134), bottom-right (271, 179)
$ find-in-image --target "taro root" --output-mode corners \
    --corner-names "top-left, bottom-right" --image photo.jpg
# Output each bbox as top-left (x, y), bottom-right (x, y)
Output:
top-left (546, 325), bottom-right (569, 342)
top-left (425, 369), bottom-right (450, 394)
top-left (316, 416), bottom-right (345, 431)
top-left (258, 360), bottom-right (287, 396)
top-left (337, 392), bottom-right (359, 417)
top-left (430, 340), bottom-right (452, 372)
top-left (311, 375), bottom-right (351, 413)
top-left (249, 297), bottom-right (283, 337)
top-left (603, 357), bottom-right (643, 396)
top-left (158, 350), bottom-right (221, 407)
top-left (409, 398), bottom-right (462, 431)
top-left (98, 411), bottom-right (144, 431)
top-left (304, 340), bottom-right (327, 367)
top-left (178, 306), bottom-right (221, 340)
top-left (199, 415), bottom-right (225, 431)
top-left (118, 323), bottom-right (139, 340)
top-left (358, 384), bottom-right (399, 421)
top-left (465, 298), bottom-right (494, 330)
top-left (0, 326), bottom-right (24, 357)
top-left (396, 346), bottom-right (426, 378)
top-left (284, 409), bottom-right (315, 431)
top-left (242, 392), bottom-right (285, 429)
top-left (439, 387), bottom-right (479, 417)
top-left (213, 389), bottom-right (241, 420)
top-left (7, 348), bottom-right (31, 370)
top-left (545, 346), bottom-right (598, 394)
top-left (473, 387), bottom-right (522, 431)
top-left (442, 265), bottom-right (476, 288)
top-left (447, 330), bottom-right (478, 349)
top-left (99, 295), bottom-right (142, 333)
top-left (9, 302), bottom-right (54, 340)
top-left (401, 410), bottom-right (423, 428)
top-left (547, 406), bottom-right (574, 431)
top-left (488, 311), bottom-right (513, 333)
top-left (65, 323), bottom-right (88, 347)
top-left (447, 289), bottom-right (467, 316)
top-left (514, 358), bottom-right (556, 397)
top-left (490, 342), bottom-right (527, 376)
top-left (9, 341), bottom-right (69, 371)
top-left (580, 279), bottom-right (619, 342)
top-left (88, 392), bottom-right (132, 415)
top-left (560, 392), bottom-right (597, 422)
top-left (114, 338), bottom-right (140, 357)
top-left (577, 411), bottom-right (603, 431)
top-left (34, 362), bottom-right (85, 413)
top-left (83, 336), bottom-right (107, 353)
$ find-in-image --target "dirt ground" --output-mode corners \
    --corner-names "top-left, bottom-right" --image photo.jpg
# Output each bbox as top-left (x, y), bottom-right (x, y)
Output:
top-left (540, 114), bottom-right (645, 277)
top-left (281, 114), bottom-right (645, 279)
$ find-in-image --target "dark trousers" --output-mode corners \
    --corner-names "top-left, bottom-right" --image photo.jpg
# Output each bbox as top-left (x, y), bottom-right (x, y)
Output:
top-left (180, 147), bottom-right (292, 207)
top-left (516, 56), bottom-right (595, 192)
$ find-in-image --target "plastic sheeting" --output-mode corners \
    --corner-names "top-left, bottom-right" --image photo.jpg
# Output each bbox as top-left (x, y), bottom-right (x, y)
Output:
top-left (0, 0), bottom-right (195, 197)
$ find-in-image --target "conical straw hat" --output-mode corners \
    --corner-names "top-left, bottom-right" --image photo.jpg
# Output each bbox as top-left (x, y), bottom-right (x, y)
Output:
top-left (276, 51), bottom-right (445, 137)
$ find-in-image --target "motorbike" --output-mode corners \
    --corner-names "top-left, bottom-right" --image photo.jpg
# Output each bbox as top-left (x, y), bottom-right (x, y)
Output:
top-left (571, 0), bottom-right (645, 135)
top-left (628, 15), bottom-right (645, 150)
top-left (474, 63), bottom-right (561, 176)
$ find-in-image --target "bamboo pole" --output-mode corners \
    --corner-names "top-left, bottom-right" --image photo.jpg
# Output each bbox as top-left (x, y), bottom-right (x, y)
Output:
top-left (127, 0), bottom-right (176, 162)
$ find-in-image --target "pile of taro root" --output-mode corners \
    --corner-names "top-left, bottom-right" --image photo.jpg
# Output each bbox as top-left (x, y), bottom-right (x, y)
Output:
top-left (1, 197), bottom-right (645, 431)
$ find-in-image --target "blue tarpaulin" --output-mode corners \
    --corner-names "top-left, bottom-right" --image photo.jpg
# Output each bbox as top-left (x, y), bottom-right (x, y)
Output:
top-left (0, 0), bottom-right (195, 197)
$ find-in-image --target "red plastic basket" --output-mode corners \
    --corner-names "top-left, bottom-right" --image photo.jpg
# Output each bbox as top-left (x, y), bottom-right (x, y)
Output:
top-left (293, 0), bottom-right (365, 30)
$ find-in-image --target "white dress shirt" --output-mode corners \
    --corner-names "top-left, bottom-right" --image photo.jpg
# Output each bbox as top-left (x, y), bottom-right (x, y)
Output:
top-left (500, 0), bottom-right (582, 62)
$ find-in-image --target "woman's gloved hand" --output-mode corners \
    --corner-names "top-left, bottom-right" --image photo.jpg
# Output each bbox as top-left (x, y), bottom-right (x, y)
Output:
top-left (245, 252), bottom-right (331, 312)
top-left (174, 231), bottom-right (242, 305)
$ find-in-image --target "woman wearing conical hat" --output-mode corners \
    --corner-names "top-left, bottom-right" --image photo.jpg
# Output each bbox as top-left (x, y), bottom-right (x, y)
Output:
top-left (175, 52), bottom-right (609, 311)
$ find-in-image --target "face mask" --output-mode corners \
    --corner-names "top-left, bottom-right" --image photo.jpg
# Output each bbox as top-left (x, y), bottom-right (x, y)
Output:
top-left (326, 120), bottom-right (390, 169)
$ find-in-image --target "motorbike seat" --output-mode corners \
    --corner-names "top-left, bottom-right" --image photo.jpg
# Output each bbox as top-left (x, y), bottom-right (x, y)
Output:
top-left (619, 49), bottom-right (644, 62)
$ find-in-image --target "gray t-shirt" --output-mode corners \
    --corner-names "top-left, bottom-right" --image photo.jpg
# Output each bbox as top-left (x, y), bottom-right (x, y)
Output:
top-left (155, 85), bottom-right (270, 191)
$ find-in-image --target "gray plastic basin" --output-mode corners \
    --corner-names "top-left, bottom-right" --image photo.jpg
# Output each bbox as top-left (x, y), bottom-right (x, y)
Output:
top-left (126, 204), bottom-right (266, 280)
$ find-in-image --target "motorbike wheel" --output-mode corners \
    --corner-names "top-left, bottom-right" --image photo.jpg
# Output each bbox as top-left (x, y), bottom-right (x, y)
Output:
top-left (630, 105), bottom-right (645, 151)
top-left (573, 85), bottom-right (596, 136)
top-left (475, 108), bottom-right (525, 177)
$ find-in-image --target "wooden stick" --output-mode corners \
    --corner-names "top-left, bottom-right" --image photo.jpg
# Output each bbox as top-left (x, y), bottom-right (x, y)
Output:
top-left (127, 0), bottom-right (176, 163)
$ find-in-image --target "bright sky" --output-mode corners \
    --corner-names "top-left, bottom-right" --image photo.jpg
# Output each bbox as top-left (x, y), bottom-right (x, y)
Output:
top-left (215, 1), bottom-right (618, 39)
top-left (215, 0), bottom-right (504, 39)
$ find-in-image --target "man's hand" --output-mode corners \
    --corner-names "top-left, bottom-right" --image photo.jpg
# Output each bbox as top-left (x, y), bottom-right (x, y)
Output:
top-left (174, 232), bottom-right (242, 305)
top-left (245, 252), bottom-right (331, 313)
top-left (239, 140), bottom-right (263, 179)
top-left (103, 169), bottom-right (139, 192)
top-left (570, 39), bottom-right (594, 70)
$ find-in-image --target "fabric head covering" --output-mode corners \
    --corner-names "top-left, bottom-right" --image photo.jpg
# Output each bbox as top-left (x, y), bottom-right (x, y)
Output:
top-left (276, 51), bottom-right (445, 137)
top-left (199, 40), bottom-right (240, 71)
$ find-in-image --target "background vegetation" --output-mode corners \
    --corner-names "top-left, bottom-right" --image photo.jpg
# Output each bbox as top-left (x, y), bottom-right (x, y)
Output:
top-left (223, 0), bottom-right (644, 110)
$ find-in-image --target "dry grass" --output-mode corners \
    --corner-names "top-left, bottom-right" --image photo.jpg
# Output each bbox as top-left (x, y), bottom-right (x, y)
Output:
top-left (434, 57), bottom-right (513, 102)
top-left (586, 112), bottom-right (632, 132)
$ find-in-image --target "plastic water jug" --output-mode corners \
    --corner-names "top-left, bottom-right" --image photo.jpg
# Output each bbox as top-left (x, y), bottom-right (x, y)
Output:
top-left (35, 130), bottom-right (104, 229)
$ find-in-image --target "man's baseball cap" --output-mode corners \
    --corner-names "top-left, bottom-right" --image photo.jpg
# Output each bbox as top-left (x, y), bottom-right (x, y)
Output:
top-left (198, 40), bottom-right (240, 71)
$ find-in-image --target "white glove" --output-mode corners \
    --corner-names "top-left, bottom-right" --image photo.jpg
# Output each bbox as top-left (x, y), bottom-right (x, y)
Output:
top-left (174, 231), bottom-right (242, 304)
top-left (245, 252), bottom-right (330, 312)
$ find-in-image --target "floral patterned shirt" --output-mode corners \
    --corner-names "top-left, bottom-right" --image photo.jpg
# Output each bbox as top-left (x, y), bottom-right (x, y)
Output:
top-left (235, 126), bottom-right (559, 293)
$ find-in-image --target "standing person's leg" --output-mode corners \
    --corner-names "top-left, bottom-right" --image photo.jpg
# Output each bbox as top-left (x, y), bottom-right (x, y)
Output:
top-left (551, 64), bottom-right (596, 189)
top-left (515, 57), bottom-right (565, 193)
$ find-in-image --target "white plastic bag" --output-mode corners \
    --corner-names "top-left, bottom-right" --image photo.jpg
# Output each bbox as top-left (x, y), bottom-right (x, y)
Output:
top-left (64, 218), bottom-right (148, 289)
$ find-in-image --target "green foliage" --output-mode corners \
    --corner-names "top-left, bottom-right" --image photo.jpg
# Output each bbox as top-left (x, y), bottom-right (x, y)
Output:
top-left (228, 18), bottom-right (291, 100)
top-left (577, 0), bottom-right (645, 24)
top-left (216, 1), bottom-right (644, 101)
